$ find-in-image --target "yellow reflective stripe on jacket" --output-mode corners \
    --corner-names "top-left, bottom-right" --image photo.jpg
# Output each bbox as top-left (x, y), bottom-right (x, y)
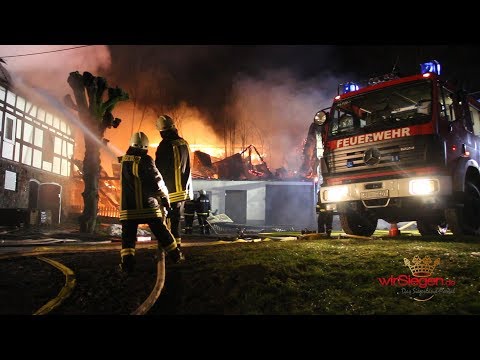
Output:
top-left (122, 155), bottom-right (138, 162)
top-left (164, 242), bottom-right (177, 252)
top-left (120, 159), bottom-right (123, 212)
top-left (173, 145), bottom-right (182, 193)
top-left (169, 190), bottom-right (189, 202)
top-left (120, 208), bottom-right (163, 220)
top-left (121, 248), bottom-right (136, 256)
top-left (131, 158), bottom-right (142, 210)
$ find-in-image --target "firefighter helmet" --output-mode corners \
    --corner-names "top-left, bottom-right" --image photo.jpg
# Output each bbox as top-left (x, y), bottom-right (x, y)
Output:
top-left (156, 115), bottom-right (176, 131)
top-left (199, 189), bottom-right (206, 196)
top-left (130, 132), bottom-right (149, 149)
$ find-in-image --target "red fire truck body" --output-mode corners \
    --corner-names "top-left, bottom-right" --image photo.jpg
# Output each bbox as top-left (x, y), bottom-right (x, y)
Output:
top-left (316, 66), bottom-right (480, 236)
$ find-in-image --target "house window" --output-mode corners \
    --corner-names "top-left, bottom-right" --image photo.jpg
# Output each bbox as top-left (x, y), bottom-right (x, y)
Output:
top-left (6, 91), bottom-right (16, 106)
top-left (14, 142), bottom-right (20, 162)
top-left (53, 156), bottom-right (61, 174)
top-left (37, 108), bottom-right (45, 122)
top-left (42, 161), bottom-right (52, 172)
top-left (16, 119), bottom-right (22, 139)
top-left (25, 102), bottom-right (37, 117)
top-left (4, 116), bottom-right (14, 141)
top-left (54, 136), bottom-right (62, 154)
top-left (46, 112), bottom-right (53, 126)
top-left (4, 170), bottom-right (17, 191)
top-left (67, 142), bottom-right (73, 158)
top-left (16, 96), bottom-right (25, 112)
top-left (23, 122), bottom-right (33, 143)
top-left (0, 86), bottom-right (6, 102)
top-left (22, 145), bottom-right (32, 165)
top-left (33, 149), bottom-right (42, 168)
top-left (34, 127), bottom-right (43, 147)
top-left (61, 158), bottom-right (69, 176)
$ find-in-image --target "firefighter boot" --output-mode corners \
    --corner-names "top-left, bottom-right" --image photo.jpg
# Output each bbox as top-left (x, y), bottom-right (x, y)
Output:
top-left (168, 246), bottom-right (186, 264)
top-left (119, 254), bottom-right (135, 273)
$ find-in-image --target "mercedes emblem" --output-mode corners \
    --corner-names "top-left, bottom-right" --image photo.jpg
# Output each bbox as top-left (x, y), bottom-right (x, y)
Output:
top-left (363, 147), bottom-right (381, 166)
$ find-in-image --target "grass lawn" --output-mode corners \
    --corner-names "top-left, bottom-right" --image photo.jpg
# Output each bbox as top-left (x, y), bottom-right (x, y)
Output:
top-left (153, 232), bottom-right (480, 315)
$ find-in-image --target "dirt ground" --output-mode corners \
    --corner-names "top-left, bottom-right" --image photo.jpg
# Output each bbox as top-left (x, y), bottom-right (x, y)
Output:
top-left (0, 221), bottom-right (194, 315)
top-left (0, 246), bottom-right (189, 315)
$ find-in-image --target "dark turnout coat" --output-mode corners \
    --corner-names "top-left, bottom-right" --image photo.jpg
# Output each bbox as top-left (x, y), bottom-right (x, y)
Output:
top-left (155, 130), bottom-right (193, 203)
top-left (196, 193), bottom-right (211, 215)
top-left (119, 147), bottom-right (169, 221)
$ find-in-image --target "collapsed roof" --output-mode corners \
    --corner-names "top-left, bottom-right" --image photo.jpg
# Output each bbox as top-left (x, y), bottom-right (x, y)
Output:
top-left (192, 144), bottom-right (280, 180)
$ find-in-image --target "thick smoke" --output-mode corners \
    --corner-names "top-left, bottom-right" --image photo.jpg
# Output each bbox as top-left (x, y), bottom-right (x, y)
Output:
top-left (0, 45), bottom-right (344, 174)
top-left (105, 45), bottom-right (340, 172)
top-left (0, 45), bottom-right (111, 96)
top-left (0, 45), bottom-right (113, 169)
top-left (108, 67), bottom-right (340, 173)
top-left (228, 69), bottom-right (339, 170)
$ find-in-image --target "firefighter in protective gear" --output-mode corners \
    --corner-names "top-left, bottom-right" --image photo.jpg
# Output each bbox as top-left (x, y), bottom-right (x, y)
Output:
top-left (304, 111), bottom-right (333, 237)
top-left (183, 197), bottom-right (196, 234)
top-left (156, 114), bottom-right (176, 132)
top-left (316, 199), bottom-right (333, 237)
top-left (300, 118), bottom-right (323, 178)
top-left (119, 131), bottom-right (185, 273)
top-left (196, 189), bottom-right (211, 235)
top-left (155, 115), bottom-right (194, 248)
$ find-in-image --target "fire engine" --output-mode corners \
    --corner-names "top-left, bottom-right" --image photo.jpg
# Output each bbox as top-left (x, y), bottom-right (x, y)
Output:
top-left (314, 60), bottom-right (480, 237)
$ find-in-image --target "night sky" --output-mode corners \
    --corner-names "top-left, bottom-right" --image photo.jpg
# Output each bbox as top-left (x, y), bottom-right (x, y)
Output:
top-left (106, 45), bottom-right (480, 124)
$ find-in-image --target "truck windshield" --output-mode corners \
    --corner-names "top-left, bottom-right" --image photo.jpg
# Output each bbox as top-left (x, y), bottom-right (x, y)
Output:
top-left (328, 80), bottom-right (432, 138)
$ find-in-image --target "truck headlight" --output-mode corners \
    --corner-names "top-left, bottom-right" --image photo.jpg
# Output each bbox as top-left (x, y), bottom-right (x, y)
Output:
top-left (409, 179), bottom-right (438, 195)
top-left (323, 186), bottom-right (348, 202)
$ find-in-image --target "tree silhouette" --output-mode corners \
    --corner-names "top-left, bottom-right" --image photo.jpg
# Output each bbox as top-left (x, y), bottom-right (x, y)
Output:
top-left (65, 71), bottom-right (129, 233)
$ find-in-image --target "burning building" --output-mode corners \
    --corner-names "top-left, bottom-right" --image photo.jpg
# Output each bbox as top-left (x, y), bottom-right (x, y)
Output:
top-left (190, 143), bottom-right (317, 230)
top-left (192, 144), bottom-right (284, 181)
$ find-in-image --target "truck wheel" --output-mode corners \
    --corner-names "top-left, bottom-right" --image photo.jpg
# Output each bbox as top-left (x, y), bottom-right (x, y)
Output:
top-left (340, 212), bottom-right (377, 237)
top-left (445, 180), bottom-right (480, 236)
top-left (416, 219), bottom-right (446, 236)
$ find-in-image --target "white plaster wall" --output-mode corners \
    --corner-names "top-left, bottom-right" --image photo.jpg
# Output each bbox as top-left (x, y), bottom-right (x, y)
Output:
top-left (193, 179), bottom-right (317, 227)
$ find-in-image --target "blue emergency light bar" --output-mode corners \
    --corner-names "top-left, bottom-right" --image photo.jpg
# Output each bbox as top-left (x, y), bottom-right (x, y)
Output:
top-left (343, 82), bottom-right (359, 93)
top-left (420, 60), bottom-right (441, 75)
